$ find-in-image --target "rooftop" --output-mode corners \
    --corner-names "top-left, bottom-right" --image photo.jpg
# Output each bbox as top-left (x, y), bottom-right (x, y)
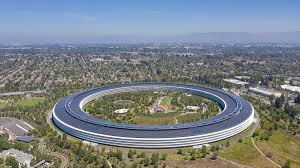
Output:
top-left (16, 136), bottom-right (33, 143)
top-left (249, 87), bottom-right (281, 97)
top-left (0, 149), bottom-right (33, 166)
top-left (114, 109), bottom-right (129, 114)
top-left (281, 84), bottom-right (300, 93)
top-left (223, 79), bottom-right (249, 85)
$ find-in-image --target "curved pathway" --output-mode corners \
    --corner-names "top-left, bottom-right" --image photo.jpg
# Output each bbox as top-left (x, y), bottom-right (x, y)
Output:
top-left (51, 152), bottom-right (68, 168)
top-left (38, 138), bottom-right (69, 168)
top-left (251, 137), bottom-right (281, 168)
top-left (217, 155), bottom-right (253, 168)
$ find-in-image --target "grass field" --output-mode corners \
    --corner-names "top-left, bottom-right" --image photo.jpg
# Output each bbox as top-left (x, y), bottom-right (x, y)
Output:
top-left (255, 131), bottom-right (300, 168)
top-left (86, 90), bottom-right (220, 125)
top-left (166, 157), bottom-right (239, 168)
top-left (219, 137), bottom-right (276, 168)
top-left (120, 150), bottom-right (241, 168)
top-left (0, 97), bottom-right (45, 109)
top-left (176, 112), bottom-right (205, 123)
top-left (159, 96), bottom-right (172, 109)
top-left (132, 115), bottom-right (177, 125)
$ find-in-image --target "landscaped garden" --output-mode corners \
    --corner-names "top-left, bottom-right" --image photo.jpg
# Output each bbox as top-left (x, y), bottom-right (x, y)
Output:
top-left (84, 90), bottom-right (220, 125)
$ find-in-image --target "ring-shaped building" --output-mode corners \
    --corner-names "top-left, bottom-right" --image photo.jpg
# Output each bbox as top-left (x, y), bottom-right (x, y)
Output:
top-left (52, 83), bottom-right (254, 148)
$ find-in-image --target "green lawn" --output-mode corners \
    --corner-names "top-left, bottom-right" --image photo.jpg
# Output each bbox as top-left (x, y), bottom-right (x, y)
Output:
top-left (159, 96), bottom-right (172, 109)
top-left (0, 104), bottom-right (7, 109)
top-left (176, 113), bottom-right (204, 123)
top-left (219, 137), bottom-right (275, 167)
top-left (0, 97), bottom-right (45, 108)
top-left (256, 131), bottom-right (300, 167)
top-left (132, 115), bottom-right (177, 125)
top-left (219, 137), bottom-right (258, 162)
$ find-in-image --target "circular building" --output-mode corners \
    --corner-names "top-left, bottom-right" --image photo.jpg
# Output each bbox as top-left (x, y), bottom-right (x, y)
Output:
top-left (52, 82), bottom-right (254, 148)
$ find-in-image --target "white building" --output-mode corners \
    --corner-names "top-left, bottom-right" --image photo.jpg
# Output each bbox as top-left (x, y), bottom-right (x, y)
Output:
top-left (223, 79), bottom-right (249, 85)
top-left (193, 144), bottom-right (210, 149)
top-left (234, 76), bottom-right (251, 80)
top-left (0, 149), bottom-right (33, 168)
top-left (281, 84), bottom-right (300, 93)
top-left (249, 87), bottom-right (281, 97)
top-left (186, 106), bottom-right (200, 111)
top-left (114, 109), bottom-right (129, 114)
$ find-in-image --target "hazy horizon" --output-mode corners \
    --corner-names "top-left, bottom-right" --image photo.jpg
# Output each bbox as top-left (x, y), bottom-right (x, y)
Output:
top-left (1, 31), bottom-right (300, 45)
top-left (1, 0), bottom-right (300, 44)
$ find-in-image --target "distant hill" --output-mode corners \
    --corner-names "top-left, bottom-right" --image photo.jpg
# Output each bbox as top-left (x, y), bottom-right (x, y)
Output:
top-left (173, 32), bottom-right (300, 43)
top-left (1, 31), bottom-right (300, 44)
top-left (77, 31), bottom-right (300, 44)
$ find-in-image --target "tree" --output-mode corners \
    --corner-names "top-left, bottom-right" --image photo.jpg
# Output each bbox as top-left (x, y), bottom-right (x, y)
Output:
top-left (143, 156), bottom-right (150, 167)
top-left (275, 94), bottom-right (285, 109)
top-left (127, 149), bottom-right (136, 159)
top-left (119, 162), bottom-right (127, 168)
top-left (211, 152), bottom-right (218, 160)
top-left (201, 146), bottom-right (207, 154)
top-left (283, 160), bottom-right (291, 168)
top-left (295, 94), bottom-right (300, 104)
top-left (5, 156), bottom-right (19, 168)
top-left (140, 152), bottom-right (145, 158)
top-left (210, 146), bottom-right (216, 152)
top-left (161, 153), bottom-right (167, 160)
top-left (266, 152), bottom-right (272, 158)
top-left (284, 103), bottom-right (291, 114)
top-left (269, 94), bottom-right (275, 105)
top-left (200, 146), bottom-right (207, 158)
top-left (225, 141), bottom-right (230, 147)
top-left (177, 149), bottom-right (183, 155)
top-left (151, 153), bottom-right (160, 165)
top-left (190, 153), bottom-right (197, 160)
top-left (130, 162), bottom-right (138, 168)
top-left (101, 158), bottom-right (110, 168)
top-left (188, 149), bottom-right (197, 160)
top-left (115, 150), bottom-right (123, 161)
top-left (62, 133), bottom-right (68, 141)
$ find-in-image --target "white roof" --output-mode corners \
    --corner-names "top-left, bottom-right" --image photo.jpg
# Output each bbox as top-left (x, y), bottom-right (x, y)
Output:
top-left (114, 109), bottom-right (129, 114)
top-left (0, 148), bottom-right (33, 165)
top-left (281, 85), bottom-right (300, 93)
top-left (186, 106), bottom-right (200, 110)
top-left (223, 79), bottom-right (249, 85)
top-left (193, 144), bottom-right (210, 149)
top-left (249, 87), bottom-right (281, 97)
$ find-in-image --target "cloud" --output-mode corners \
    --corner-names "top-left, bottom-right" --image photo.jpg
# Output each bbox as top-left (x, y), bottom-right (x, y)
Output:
top-left (64, 12), bottom-right (96, 22)
top-left (144, 10), bottom-right (161, 15)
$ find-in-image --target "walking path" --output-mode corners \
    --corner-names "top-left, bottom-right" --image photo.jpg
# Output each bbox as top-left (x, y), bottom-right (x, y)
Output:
top-left (217, 155), bottom-right (253, 168)
top-left (217, 110), bottom-right (261, 168)
top-left (51, 152), bottom-right (68, 168)
top-left (251, 137), bottom-right (281, 168)
top-left (100, 156), bottom-right (112, 168)
top-left (46, 111), bottom-right (112, 168)
top-left (38, 138), bottom-right (69, 168)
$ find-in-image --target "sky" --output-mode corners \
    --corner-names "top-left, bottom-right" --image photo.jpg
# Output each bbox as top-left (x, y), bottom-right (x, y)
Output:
top-left (0, 0), bottom-right (299, 43)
